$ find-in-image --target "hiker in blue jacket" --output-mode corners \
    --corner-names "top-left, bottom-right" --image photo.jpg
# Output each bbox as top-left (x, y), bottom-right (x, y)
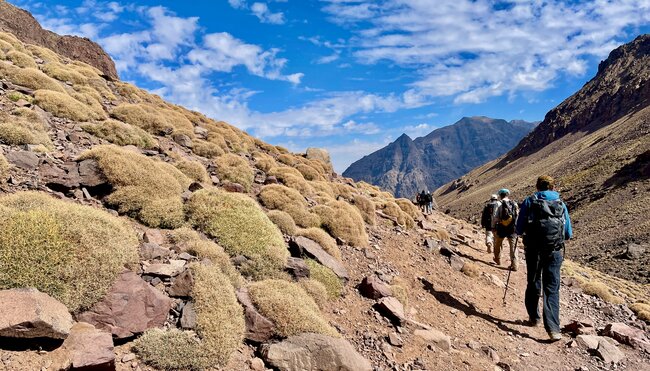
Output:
top-left (516, 175), bottom-right (572, 341)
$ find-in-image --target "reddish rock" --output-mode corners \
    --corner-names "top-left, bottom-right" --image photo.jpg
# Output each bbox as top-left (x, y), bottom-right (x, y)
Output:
top-left (264, 175), bottom-right (278, 184)
top-left (180, 302), bottom-right (197, 329)
top-left (6, 150), bottom-right (39, 170)
top-left (450, 255), bottom-right (465, 271)
top-left (285, 257), bottom-right (310, 279)
top-left (140, 242), bottom-right (170, 260)
top-left (172, 133), bottom-right (193, 148)
top-left (39, 162), bottom-right (81, 188)
top-left (375, 297), bottom-right (406, 324)
top-left (142, 229), bottom-right (166, 245)
top-left (358, 276), bottom-right (392, 300)
top-left (414, 329), bottom-right (451, 351)
top-left (223, 182), bottom-right (246, 193)
top-left (50, 322), bottom-right (115, 371)
top-left (77, 159), bottom-right (106, 187)
top-left (0, 288), bottom-right (73, 339)
top-left (289, 236), bottom-right (349, 280)
top-left (603, 322), bottom-right (650, 352)
top-left (563, 318), bottom-right (596, 336)
top-left (236, 288), bottom-right (275, 343)
top-left (77, 270), bottom-right (172, 339)
top-left (168, 269), bottom-right (194, 297)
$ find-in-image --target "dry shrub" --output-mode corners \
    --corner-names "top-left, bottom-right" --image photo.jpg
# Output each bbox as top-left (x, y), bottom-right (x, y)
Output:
top-left (248, 279), bottom-right (338, 337)
top-left (396, 198), bottom-right (421, 219)
top-left (0, 192), bottom-right (138, 311)
top-left (296, 228), bottom-right (341, 261)
top-left (275, 145), bottom-right (289, 154)
top-left (630, 302), bottom-right (650, 322)
top-left (581, 281), bottom-right (624, 304)
top-left (71, 91), bottom-right (107, 119)
top-left (161, 108), bottom-right (195, 138)
top-left (310, 181), bottom-right (335, 198)
top-left (435, 228), bottom-right (450, 242)
top-left (314, 200), bottom-right (369, 248)
top-left (186, 188), bottom-right (288, 280)
top-left (0, 33), bottom-right (25, 51)
top-left (390, 277), bottom-right (409, 308)
top-left (214, 153), bottom-right (254, 192)
top-left (380, 201), bottom-right (415, 228)
top-left (111, 103), bottom-right (173, 135)
top-left (266, 210), bottom-right (297, 235)
top-left (206, 121), bottom-right (253, 153)
top-left (0, 111), bottom-right (52, 148)
top-left (252, 152), bottom-right (277, 173)
top-left (169, 228), bottom-right (241, 288)
top-left (5, 50), bottom-right (37, 69)
top-left (79, 145), bottom-right (190, 228)
top-left (40, 61), bottom-right (87, 84)
top-left (69, 60), bottom-right (103, 78)
top-left (253, 138), bottom-right (280, 155)
top-left (0, 63), bottom-right (64, 92)
top-left (175, 159), bottom-right (209, 183)
top-left (331, 183), bottom-right (356, 201)
top-left (299, 279), bottom-right (329, 308)
top-left (461, 262), bottom-right (480, 277)
top-left (353, 194), bottom-right (376, 225)
top-left (268, 166), bottom-right (313, 195)
top-left (305, 259), bottom-right (342, 298)
top-left (258, 184), bottom-right (320, 228)
top-left (277, 153), bottom-right (296, 166)
top-left (25, 44), bottom-right (60, 63)
top-left (133, 329), bottom-right (212, 370)
top-left (34, 89), bottom-right (106, 121)
top-left (190, 264), bottom-right (245, 365)
top-left (81, 119), bottom-right (156, 148)
top-left (295, 163), bottom-right (323, 181)
top-left (0, 153), bottom-right (9, 181)
top-left (0, 40), bottom-right (11, 55)
top-left (192, 139), bottom-right (225, 158)
top-left (114, 82), bottom-right (145, 103)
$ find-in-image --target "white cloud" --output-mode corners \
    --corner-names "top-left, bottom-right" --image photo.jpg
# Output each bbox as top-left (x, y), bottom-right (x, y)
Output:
top-left (251, 2), bottom-right (285, 24)
top-left (228, 0), bottom-right (247, 9)
top-left (326, 138), bottom-right (393, 173)
top-left (402, 123), bottom-right (433, 138)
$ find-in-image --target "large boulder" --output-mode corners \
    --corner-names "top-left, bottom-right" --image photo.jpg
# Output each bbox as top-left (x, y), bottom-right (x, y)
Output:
top-left (0, 288), bottom-right (73, 339)
top-left (261, 333), bottom-right (372, 371)
top-left (603, 322), bottom-right (650, 352)
top-left (77, 270), bottom-right (172, 339)
top-left (305, 148), bottom-right (332, 169)
top-left (236, 288), bottom-right (275, 343)
top-left (289, 237), bottom-right (349, 280)
top-left (358, 276), bottom-right (392, 300)
top-left (50, 322), bottom-right (115, 370)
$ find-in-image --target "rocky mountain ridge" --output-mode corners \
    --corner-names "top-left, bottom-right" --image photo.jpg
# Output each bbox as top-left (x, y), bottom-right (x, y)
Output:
top-left (343, 117), bottom-right (536, 198)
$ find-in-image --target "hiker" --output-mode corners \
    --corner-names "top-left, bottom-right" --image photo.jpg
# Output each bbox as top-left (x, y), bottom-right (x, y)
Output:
top-left (416, 192), bottom-right (422, 211)
top-left (481, 194), bottom-right (501, 253)
top-left (418, 190), bottom-right (427, 213)
top-left (425, 191), bottom-right (433, 214)
top-left (494, 189), bottom-right (519, 270)
top-left (516, 175), bottom-right (572, 341)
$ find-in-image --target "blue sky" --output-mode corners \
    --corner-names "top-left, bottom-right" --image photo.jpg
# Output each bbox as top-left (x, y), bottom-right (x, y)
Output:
top-left (9, 0), bottom-right (650, 171)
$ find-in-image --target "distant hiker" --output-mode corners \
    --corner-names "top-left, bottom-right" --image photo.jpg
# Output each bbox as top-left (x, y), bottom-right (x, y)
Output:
top-left (494, 189), bottom-right (519, 270)
top-left (425, 191), bottom-right (434, 214)
top-left (516, 175), bottom-right (572, 342)
top-left (418, 190), bottom-right (427, 213)
top-left (481, 194), bottom-right (501, 253)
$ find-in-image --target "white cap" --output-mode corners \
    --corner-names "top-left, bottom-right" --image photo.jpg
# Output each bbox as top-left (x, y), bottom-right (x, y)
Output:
top-left (490, 194), bottom-right (498, 200)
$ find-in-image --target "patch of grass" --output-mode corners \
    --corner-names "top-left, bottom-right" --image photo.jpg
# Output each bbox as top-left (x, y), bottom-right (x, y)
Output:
top-left (252, 152), bottom-right (277, 173)
top-left (295, 163), bottom-right (323, 181)
top-left (380, 201), bottom-right (415, 228)
top-left (79, 145), bottom-right (190, 228)
top-left (248, 279), bottom-right (338, 337)
top-left (0, 153), bottom-right (9, 181)
top-left (7, 91), bottom-right (31, 103)
top-left (169, 228), bottom-right (242, 288)
top-left (314, 200), bottom-right (369, 248)
top-left (133, 329), bottom-right (212, 370)
top-left (5, 50), bottom-right (37, 69)
top-left (266, 210), bottom-right (297, 235)
top-left (331, 183), bottom-right (356, 201)
top-left (82, 120), bottom-right (156, 149)
top-left (25, 44), bottom-right (60, 63)
top-left (299, 279), bottom-right (329, 308)
top-left (0, 192), bottom-right (138, 312)
top-left (310, 181), bottom-right (335, 198)
top-left (396, 198), bottom-right (420, 219)
top-left (111, 103), bottom-right (174, 135)
top-left (581, 281), bottom-right (624, 304)
top-left (214, 153), bottom-right (254, 192)
top-left (296, 228), bottom-right (341, 261)
top-left (190, 263), bottom-right (245, 366)
top-left (461, 262), bottom-right (480, 278)
top-left (0, 63), bottom-right (65, 92)
top-left (630, 302), bottom-right (650, 322)
top-left (277, 153), bottom-right (296, 166)
top-left (390, 277), bottom-right (409, 308)
top-left (0, 111), bottom-right (52, 148)
top-left (205, 121), bottom-right (253, 153)
top-left (268, 166), bottom-right (314, 195)
top-left (175, 160), bottom-right (209, 183)
top-left (305, 259), bottom-right (342, 299)
top-left (0, 39), bottom-right (14, 54)
top-left (34, 89), bottom-right (106, 121)
top-left (186, 188), bottom-right (289, 280)
top-left (353, 194), bottom-right (376, 226)
top-left (192, 140), bottom-right (225, 158)
top-left (253, 138), bottom-right (280, 155)
top-left (0, 33), bottom-right (25, 52)
top-left (258, 184), bottom-right (321, 228)
top-left (40, 61), bottom-right (87, 85)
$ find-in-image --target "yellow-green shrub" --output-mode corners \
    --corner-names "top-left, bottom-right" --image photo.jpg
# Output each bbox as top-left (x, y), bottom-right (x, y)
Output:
top-left (248, 279), bottom-right (338, 337)
top-left (192, 139), bottom-right (225, 158)
top-left (305, 259), bottom-right (342, 299)
top-left (254, 138), bottom-right (280, 155)
top-left (353, 194), bottom-right (376, 226)
top-left (310, 181), bottom-right (335, 198)
top-left (258, 184), bottom-right (320, 228)
top-left (0, 153), bottom-right (9, 181)
top-left (331, 183), bottom-right (356, 201)
top-left (79, 145), bottom-right (190, 228)
top-left (380, 201), bottom-right (415, 228)
top-left (253, 152), bottom-right (276, 172)
top-left (297, 228), bottom-right (341, 261)
top-left (134, 329), bottom-right (212, 370)
top-left (214, 153), bottom-right (254, 192)
top-left (299, 279), bottom-right (328, 308)
top-left (0, 63), bottom-right (64, 92)
top-left (34, 89), bottom-right (106, 121)
top-left (0, 192), bottom-right (138, 311)
top-left (25, 44), bottom-right (60, 63)
top-left (581, 281), bottom-right (624, 304)
top-left (40, 61), bottom-right (87, 84)
top-left (266, 210), bottom-right (297, 235)
top-left (82, 120), bottom-right (156, 148)
top-left (110, 103), bottom-right (173, 135)
top-left (630, 302), bottom-right (650, 322)
top-left (314, 200), bottom-right (369, 248)
top-left (295, 163), bottom-right (323, 181)
top-left (0, 111), bottom-right (52, 148)
top-left (268, 166), bottom-right (313, 195)
top-left (5, 50), bottom-right (37, 69)
top-left (390, 277), bottom-right (409, 308)
top-left (175, 160), bottom-right (209, 183)
top-left (396, 198), bottom-right (420, 219)
top-left (186, 188), bottom-right (288, 280)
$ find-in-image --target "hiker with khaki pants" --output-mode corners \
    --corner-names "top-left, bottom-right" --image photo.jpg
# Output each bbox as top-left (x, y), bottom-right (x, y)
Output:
top-left (494, 189), bottom-right (519, 270)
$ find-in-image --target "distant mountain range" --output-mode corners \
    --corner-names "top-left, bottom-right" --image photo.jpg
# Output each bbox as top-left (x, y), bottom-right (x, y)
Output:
top-left (343, 117), bottom-right (537, 198)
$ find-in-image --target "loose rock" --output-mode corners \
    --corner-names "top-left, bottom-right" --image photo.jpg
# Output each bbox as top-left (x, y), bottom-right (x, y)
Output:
top-left (0, 288), bottom-right (73, 339)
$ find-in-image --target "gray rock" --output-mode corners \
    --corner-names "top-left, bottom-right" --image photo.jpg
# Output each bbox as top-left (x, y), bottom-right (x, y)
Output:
top-left (6, 150), bottom-right (39, 170)
top-left (413, 329), bottom-right (451, 351)
top-left (236, 288), bottom-right (275, 343)
top-left (450, 255), bottom-right (465, 271)
top-left (140, 242), bottom-right (171, 260)
top-left (576, 334), bottom-right (600, 350)
top-left (143, 229), bottom-right (166, 245)
top-left (625, 243), bottom-right (646, 260)
top-left (358, 275), bottom-right (392, 300)
top-left (180, 302), bottom-right (197, 329)
top-left (77, 159), bottom-right (107, 187)
top-left (289, 236), bottom-right (349, 280)
top-left (168, 269), bottom-right (194, 297)
top-left (172, 133), bottom-right (193, 148)
top-left (285, 257), bottom-right (310, 279)
top-left (375, 297), bottom-right (406, 324)
top-left (596, 338), bottom-right (625, 364)
top-left (142, 260), bottom-right (186, 277)
top-left (0, 288), bottom-right (73, 339)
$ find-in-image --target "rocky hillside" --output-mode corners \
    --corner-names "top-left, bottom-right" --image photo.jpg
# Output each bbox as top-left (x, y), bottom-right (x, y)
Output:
top-left (436, 35), bottom-right (650, 284)
top-left (343, 117), bottom-right (535, 198)
top-left (0, 0), bottom-right (118, 79)
top-left (0, 16), bottom-right (648, 371)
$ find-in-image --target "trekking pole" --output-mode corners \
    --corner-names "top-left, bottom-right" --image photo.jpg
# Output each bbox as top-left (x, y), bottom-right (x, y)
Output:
top-left (502, 236), bottom-right (519, 305)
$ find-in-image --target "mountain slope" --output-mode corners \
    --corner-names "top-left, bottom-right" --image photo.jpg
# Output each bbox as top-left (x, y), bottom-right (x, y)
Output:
top-left (436, 35), bottom-right (650, 284)
top-left (343, 117), bottom-right (536, 198)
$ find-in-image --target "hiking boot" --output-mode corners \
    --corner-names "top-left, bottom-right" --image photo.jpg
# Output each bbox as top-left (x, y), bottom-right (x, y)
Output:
top-left (510, 264), bottom-right (518, 272)
top-left (524, 319), bottom-right (540, 327)
top-left (493, 257), bottom-right (500, 265)
top-left (548, 332), bottom-right (562, 341)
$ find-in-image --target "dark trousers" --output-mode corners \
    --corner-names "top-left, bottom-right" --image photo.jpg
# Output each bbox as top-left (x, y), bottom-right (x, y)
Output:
top-left (525, 247), bottom-right (563, 334)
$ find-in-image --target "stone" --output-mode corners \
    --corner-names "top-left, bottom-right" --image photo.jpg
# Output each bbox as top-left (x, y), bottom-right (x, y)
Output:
top-left (576, 335), bottom-right (600, 350)
top-left (289, 237), bottom-right (349, 280)
top-left (467, 341), bottom-right (481, 350)
top-left (121, 353), bottom-right (136, 363)
top-left (250, 357), bottom-right (265, 371)
top-left (482, 273), bottom-right (506, 288)
top-left (624, 243), bottom-right (646, 260)
top-left (210, 175), bottom-right (220, 184)
top-left (261, 333), bottom-right (371, 371)
top-left (450, 255), bottom-right (465, 271)
top-left (77, 270), bottom-right (172, 339)
top-left (194, 126), bottom-right (208, 139)
top-left (413, 329), bottom-right (451, 351)
top-left (188, 182), bottom-right (204, 192)
top-left (596, 338), bottom-right (625, 364)
top-left (563, 318), bottom-right (595, 336)
top-left (140, 242), bottom-right (170, 260)
top-left (142, 260), bottom-right (186, 277)
top-left (77, 159), bottom-right (106, 187)
top-left (49, 322), bottom-right (115, 371)
top-left (439, 241), bottom-right (458, 257)
top-left (15, 98), bottom-right (31, 107)
top-left (418, 220), bottom-right (436, 231)
top-left (172, 133), bottom-right (193, 148)
top-left (231, 255), bottom-right (249, 267)
top-left (285, 257), bottom-right (310, 279)
top-left (424, 239), bottom-right (439, 251)
top-left (603, 322), bottom-right (650, 352)
top-left (222, 182), bottom-right (246, 193)
top-left (388, 332), bottom-right (403, 347)
top-left (180, 302), bottom-right (197, 329)
top-left (39, 162), bottom-right (81, 188)
top-left (358, 276), bottom-right (392, 300)
top-left (482, 346), bottom-right (500, 363)
top-left (0, 288), bottom-right (73, 339)
top-left (375, 297), bottom-right (406, 324)
top-left (236, 288), bottom-right (275, 343)
top-left (142, 229), bottom-right (166, 245)
top-left (168, 269), bottom-right (194, 298)
top-left (6, 150), bottom-right (39, 170)
top-left (264, 175), bottom-right (278, 184)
